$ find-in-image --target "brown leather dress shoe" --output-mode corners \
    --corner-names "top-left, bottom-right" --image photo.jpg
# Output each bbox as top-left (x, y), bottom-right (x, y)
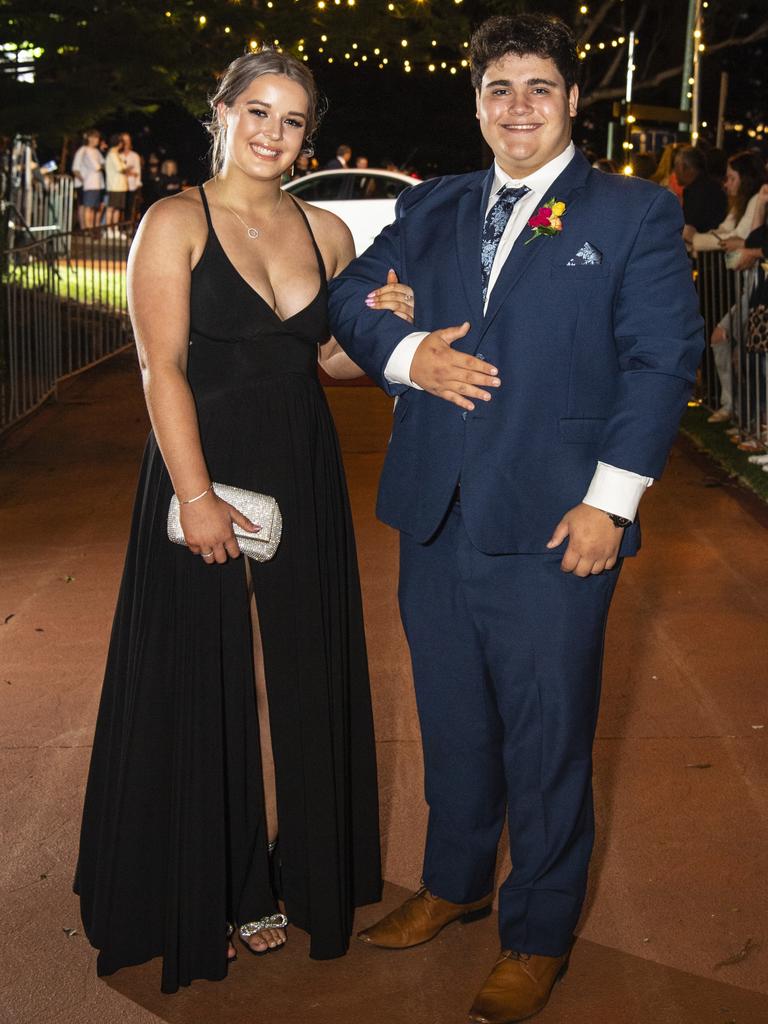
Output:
top-left (357, 886), bottom-right (493, 949)
top-left (468, 949), bottom-right (570, 1023)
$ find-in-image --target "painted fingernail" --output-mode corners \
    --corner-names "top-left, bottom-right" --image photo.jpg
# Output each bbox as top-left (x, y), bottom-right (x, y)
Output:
top-left (366, 290), bottom-right (377, 299)
top-left (365, 298), bottom-right (375, 307)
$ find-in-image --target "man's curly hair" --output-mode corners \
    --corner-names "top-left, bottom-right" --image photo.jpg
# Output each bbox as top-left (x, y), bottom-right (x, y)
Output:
top-left (469, 14), bottom-right (579, 93)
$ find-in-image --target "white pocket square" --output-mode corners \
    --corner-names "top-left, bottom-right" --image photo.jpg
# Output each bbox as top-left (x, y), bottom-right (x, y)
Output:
top-left (566, 242), bottom-right (603, 266)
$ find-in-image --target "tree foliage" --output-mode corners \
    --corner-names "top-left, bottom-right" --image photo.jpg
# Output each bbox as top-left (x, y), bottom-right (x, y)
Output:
top-left (0, 0), bottom-right (265, 139)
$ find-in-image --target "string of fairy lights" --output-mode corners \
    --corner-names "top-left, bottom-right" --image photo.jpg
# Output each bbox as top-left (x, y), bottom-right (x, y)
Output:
top-left (172, 2), bottom-right (665, 77)
top-left (290, 36), bottom-right (472, 73)
top-left (5, 2), bottom-right (706, 80)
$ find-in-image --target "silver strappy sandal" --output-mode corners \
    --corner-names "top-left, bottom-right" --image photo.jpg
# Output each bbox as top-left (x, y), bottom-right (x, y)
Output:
top-left (238, 913), bottom-right (289, 956)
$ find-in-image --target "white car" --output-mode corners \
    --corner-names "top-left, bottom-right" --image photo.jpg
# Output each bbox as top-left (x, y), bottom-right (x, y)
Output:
top-left (283, 168), bottom-right (418, 254)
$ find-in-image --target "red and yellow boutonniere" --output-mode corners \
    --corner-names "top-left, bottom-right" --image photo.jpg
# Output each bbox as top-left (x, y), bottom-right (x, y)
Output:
top-left (525, 197), bottom-right (566, 244)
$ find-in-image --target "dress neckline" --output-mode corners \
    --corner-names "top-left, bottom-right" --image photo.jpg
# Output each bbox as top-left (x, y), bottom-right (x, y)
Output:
top-left (198, 184), bottom-right (326, 326)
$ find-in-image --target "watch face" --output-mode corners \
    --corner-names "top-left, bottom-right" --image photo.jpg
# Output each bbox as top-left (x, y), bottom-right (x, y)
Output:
top-left (605, 511), bottom-right (631, 528)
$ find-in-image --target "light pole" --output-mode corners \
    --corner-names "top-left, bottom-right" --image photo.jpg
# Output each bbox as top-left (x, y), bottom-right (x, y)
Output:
top-left (690, 0), bottom-right (704, 143)
top-left (681, 0), bottom-right (704, 140)
top-left (622, 31), bottom-right (636, 173)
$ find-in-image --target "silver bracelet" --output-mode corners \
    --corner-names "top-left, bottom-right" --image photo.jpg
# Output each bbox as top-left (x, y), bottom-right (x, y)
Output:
top-left (179, 483), bottom-right (212, 505)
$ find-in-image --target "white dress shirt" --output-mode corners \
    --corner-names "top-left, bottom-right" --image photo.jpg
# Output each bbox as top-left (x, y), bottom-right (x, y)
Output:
top-left (382, 143), bottom-right (652, 521)
top-left (71, 145), bottom-right (104, 191)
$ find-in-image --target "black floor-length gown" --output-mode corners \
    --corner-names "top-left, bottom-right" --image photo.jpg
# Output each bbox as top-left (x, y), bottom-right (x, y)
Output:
top-left (75, 188), bottom-right (382, 993)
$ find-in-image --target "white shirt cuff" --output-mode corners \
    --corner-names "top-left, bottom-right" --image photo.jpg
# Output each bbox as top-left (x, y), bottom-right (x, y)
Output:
top-left (383, 332), bottom-right (428, 389)
top-left (582, 462), bottom-right (653, 522)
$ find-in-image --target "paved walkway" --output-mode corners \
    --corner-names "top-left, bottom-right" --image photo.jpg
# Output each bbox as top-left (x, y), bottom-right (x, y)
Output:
top-left (1, 353), bottom-right (766, 1024)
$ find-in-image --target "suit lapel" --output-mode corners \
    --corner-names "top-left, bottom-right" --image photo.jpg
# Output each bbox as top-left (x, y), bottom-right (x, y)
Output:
top-left (478, 150), bottom-right (593, 345)
top-left (453, 168), bottom-right (495, 331)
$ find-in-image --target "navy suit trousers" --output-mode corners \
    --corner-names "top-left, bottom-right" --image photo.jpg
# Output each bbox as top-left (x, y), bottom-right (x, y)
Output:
top-left (398, 500), bottom-right (621, 956)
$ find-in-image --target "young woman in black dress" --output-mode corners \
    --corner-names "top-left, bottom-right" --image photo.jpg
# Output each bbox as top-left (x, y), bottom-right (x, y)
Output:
top-left (74, 49), bottom-right (415, 993)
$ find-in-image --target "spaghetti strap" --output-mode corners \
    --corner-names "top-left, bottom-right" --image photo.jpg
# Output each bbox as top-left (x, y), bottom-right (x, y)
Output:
top-left (287, 194), bottom-right (327, 282)
top-left (198, 185), bottom-right (214, 232)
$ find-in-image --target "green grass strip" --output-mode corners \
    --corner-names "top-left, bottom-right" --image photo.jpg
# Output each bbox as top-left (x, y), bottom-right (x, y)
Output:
top-left (680, 406), bottom-right (768, 503)
top-left (3, 263), bottom-right (127, 310)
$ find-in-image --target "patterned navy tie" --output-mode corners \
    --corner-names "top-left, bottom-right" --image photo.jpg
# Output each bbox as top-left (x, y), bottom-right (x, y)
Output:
top-left (480, 185), bottom-right (530, 304)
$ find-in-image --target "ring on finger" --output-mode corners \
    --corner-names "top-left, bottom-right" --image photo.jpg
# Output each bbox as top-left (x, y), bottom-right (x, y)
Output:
top-left (201, 550), bottom-right (214, 558)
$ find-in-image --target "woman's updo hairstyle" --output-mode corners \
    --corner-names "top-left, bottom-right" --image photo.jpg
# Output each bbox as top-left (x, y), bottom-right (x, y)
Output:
top-left (206, 48), bottom-right (322, 175)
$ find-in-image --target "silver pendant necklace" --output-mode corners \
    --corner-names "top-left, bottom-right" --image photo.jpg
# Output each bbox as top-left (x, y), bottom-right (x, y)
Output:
top-left (217, 182), bottom-right (283, 240)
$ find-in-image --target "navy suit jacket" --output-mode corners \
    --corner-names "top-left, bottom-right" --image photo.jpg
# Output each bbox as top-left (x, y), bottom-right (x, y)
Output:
top-left (327, 150), bottom-right (704, 556)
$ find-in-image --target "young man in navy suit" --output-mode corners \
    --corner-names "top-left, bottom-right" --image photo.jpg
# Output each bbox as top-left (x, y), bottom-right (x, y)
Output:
top-left (328, 14), bottom-right (703, 1022)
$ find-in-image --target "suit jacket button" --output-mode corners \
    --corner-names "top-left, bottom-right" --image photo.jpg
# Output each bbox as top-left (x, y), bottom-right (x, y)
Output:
top-left (477, 352), bottom-right (485, 360)
top-left (461, 410), bottom-right (468, 421)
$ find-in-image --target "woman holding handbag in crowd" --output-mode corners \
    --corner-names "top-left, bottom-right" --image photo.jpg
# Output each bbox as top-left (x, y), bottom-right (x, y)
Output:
top-left (74, 48), bottom-right (415, 993)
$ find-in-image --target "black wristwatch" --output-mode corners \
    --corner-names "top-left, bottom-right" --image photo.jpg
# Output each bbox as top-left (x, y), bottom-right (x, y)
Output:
top-left (603, 511), bottom-right (632, 528)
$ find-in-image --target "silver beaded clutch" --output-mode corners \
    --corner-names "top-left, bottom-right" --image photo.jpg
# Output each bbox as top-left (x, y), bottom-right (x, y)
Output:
top-left (167, 482), bottom-right (283, 562)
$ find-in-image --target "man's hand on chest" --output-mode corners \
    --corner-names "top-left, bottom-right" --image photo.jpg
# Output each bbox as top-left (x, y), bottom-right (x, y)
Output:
top-left (409, 326), bottom-right (502, 411)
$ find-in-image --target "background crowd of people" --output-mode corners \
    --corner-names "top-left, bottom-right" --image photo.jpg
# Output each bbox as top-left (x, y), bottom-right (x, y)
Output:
top-left (70, 129), bottom-right (184, 234)
top-left (512, 138), bottom-right (768, 455)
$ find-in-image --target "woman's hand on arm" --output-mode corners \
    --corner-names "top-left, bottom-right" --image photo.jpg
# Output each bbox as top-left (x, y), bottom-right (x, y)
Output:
top-left (319, 265), bottom-right (416, 378)
top-left (129, 196), bottom-right (258, 561)
top-left (366, 268), bottom-right (415, 323)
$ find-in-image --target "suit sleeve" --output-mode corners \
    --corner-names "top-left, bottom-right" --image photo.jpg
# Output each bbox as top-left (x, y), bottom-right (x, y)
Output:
top-left (596, 187), bottom-right (704, 478)
top-left (328, 182), bottom-right (437, 395)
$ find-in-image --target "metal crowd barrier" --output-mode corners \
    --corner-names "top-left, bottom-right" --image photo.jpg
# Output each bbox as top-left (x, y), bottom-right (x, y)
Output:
top-left (26, 175), bottom-right (76, 240)
top-left (6, 172), bottom-right (77, 251)
top-left (0, 222), bottom-right (135, 433)
top-left (694, 249), bottom-right (767, 447)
